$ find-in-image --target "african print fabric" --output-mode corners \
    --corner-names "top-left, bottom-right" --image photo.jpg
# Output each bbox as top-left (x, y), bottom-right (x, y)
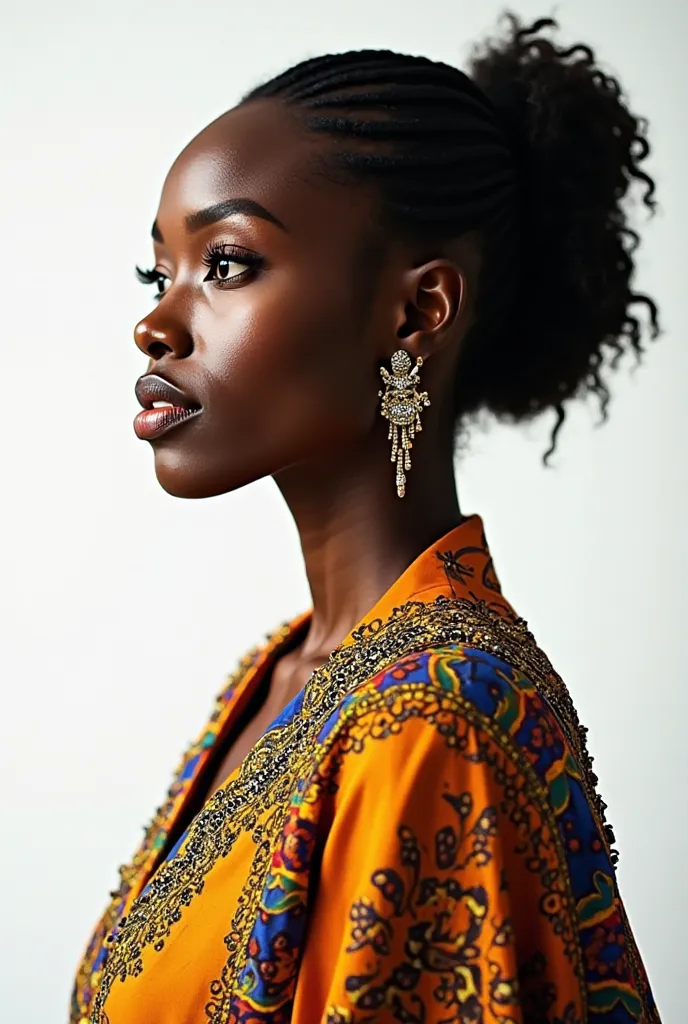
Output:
top-left (70, 514), bottom-right (660, 1023)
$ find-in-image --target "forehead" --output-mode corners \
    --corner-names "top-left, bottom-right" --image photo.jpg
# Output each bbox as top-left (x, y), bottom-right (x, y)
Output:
top-left (157, 98), bottom-right (375, 241)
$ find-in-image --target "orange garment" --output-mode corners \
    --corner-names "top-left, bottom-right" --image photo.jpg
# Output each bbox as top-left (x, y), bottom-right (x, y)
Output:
top-left (71, 515), bottom-right (660, 1023)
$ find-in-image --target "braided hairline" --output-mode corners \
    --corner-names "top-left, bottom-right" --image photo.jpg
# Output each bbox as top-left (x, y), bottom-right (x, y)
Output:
top-left (242, 47), bottom-right (523, 418)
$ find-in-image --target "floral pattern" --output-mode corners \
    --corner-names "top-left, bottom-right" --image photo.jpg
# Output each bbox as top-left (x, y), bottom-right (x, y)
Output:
top-left (210, 647), bottom-right (657, 1023)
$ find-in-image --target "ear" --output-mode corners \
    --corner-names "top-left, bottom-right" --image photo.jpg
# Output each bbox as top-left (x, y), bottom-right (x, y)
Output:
top-left (394, 260), bottom-right (467, 358)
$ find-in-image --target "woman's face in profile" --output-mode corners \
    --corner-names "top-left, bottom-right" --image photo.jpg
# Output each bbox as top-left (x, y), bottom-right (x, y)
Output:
top-left (134, 98), bottom-right (398, 500)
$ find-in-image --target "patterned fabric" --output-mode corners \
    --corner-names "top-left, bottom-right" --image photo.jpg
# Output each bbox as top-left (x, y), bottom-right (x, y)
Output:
top-left (70, 515), bottom-right (660, 1024)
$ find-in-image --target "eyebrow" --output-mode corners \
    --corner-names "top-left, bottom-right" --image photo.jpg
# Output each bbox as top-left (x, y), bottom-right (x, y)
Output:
top-left (151, 198), bottom-right (287, 242)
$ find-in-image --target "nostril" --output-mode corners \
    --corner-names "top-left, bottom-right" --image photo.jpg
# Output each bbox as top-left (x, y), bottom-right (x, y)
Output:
top-left (134, 317), bottom-right (193, 360)
top-left (148, 341), bottom-right (170, 359)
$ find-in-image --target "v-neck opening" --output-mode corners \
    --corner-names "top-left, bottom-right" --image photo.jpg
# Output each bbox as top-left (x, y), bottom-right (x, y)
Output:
top-left (149, 613), bottom-right (313, 877)
top-left (138, 514), bottom-right (510, 887)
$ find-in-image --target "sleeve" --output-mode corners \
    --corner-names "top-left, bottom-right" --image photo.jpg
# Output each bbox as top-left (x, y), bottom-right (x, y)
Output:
top-left (291, 674), bottom-right (585, 1024)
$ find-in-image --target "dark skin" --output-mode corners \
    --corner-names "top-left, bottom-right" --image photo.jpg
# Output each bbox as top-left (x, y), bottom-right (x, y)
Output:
top-left (134, 98), bottom-right (481, 797)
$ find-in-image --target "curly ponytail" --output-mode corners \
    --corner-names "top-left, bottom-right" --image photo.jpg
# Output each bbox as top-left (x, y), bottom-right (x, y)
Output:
top-left (243, 12), bottom-right (661, 458)
top-left (466, 14), bottom-right (660, 458)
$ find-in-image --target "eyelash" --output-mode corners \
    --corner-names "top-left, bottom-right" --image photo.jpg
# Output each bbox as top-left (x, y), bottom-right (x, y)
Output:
top-left (135, 241), bottom-right (263, 301)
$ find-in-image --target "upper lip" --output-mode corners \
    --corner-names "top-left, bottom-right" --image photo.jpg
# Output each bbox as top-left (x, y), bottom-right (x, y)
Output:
top-left (134, 373), bottom-right (201, 411)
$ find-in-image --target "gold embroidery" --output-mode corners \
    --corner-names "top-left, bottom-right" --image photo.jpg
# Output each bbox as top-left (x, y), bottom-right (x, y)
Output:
top-left (72, 623), bottom-right (291, 1024)
top-left (90, 594), bottom-right (612, 1022)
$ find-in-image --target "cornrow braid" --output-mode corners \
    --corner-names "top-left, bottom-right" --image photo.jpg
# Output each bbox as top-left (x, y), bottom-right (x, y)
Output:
top-left (243, 13), bottom-right (660, 459)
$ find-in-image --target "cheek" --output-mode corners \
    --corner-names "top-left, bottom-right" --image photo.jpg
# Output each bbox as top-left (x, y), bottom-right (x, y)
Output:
top-left (197, 269), bottom-right (375, 453)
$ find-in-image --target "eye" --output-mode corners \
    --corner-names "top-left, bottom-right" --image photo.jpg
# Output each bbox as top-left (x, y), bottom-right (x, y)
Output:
top-left (135, 265), bottom-right (170, 303)
top-left (201, 241), bottom-right (263, 289)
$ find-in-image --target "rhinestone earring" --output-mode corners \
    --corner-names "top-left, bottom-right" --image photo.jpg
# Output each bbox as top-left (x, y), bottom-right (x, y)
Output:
top-left (378, 350), bottom-right (431, 498)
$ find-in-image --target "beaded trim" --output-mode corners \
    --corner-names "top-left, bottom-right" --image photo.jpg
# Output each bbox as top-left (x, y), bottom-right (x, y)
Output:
top-left (71, 628), bottom-right (287, 1024)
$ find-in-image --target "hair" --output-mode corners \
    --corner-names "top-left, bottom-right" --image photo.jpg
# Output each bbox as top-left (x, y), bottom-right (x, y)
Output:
top-left (243, 11), bottom-right (661, 460)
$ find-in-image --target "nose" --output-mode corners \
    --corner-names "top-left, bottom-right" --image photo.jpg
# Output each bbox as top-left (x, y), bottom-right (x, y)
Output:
top-left (134, 310), bottom-right (193, 361)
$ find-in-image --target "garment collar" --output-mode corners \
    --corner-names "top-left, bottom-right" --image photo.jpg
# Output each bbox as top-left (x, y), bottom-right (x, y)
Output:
top-left (280, 513), bottom-right (515, 654)
top-left (342, 512), bottom-right (515, 638)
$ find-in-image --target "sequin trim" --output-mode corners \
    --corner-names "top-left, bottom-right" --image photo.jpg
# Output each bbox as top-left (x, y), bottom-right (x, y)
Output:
top-left (71, 623), bottom-right (292, 1024)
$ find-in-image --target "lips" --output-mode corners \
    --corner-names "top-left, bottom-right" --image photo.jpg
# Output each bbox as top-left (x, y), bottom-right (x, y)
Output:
top-left (134, 373), bottom-right (201, 412)
top-left (133, 373), bottom-right (203, 441)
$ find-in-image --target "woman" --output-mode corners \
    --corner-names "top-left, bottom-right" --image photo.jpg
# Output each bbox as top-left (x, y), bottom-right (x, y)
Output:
top-left (71, 12), bottom-right (662, 1024)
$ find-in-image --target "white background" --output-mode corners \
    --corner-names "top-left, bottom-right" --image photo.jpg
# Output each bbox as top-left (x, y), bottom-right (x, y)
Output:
top-left (1, 0), bottom-right (685, 1019)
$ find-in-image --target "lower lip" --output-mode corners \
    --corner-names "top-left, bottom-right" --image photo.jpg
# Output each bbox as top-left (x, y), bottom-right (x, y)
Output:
top-left (133, 406), bottom-right (202, 440)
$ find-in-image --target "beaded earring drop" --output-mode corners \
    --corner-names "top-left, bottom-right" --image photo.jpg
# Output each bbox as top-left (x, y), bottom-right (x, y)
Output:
top-left (378, 350), bottom-right (431, 498)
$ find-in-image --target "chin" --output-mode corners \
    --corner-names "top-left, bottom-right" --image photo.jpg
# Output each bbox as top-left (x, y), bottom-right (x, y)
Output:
top-left (150, 447), bottom-right (252, 500)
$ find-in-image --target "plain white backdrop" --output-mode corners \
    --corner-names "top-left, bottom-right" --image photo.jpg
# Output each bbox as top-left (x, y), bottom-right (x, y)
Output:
top-left (1, 0), bottom-right (685, 1019)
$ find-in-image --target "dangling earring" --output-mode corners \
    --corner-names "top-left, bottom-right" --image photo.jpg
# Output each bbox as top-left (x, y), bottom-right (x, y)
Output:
top-left (378, 350), bottom-right (431, 498)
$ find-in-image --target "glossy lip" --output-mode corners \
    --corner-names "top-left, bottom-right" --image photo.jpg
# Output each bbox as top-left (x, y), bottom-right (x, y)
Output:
top-left (133, 405), bottom-right (202, 440)
top-left (133, 373), bottom-right (203, 441)
top-left (134, 373), bottom-right (202, 412)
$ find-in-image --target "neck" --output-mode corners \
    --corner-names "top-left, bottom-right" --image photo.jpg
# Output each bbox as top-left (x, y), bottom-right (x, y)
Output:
top-left (273, 428), bottom-right (462, 658)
